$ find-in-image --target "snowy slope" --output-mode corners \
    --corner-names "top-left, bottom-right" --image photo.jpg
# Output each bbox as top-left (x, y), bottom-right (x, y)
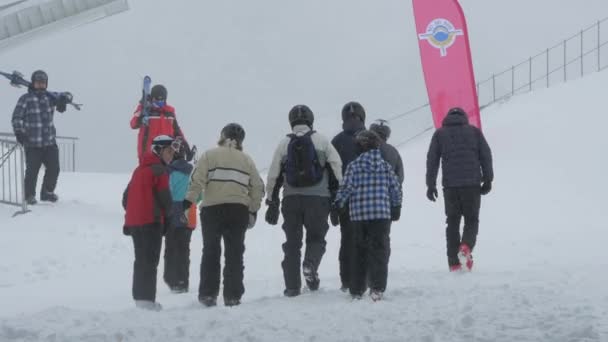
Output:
top-left (2, 0), bottom-right (608, 172)
top-left (1, 68), bottom-right (607, 341)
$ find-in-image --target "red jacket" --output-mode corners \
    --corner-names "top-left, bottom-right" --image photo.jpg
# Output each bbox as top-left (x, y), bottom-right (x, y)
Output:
top-left (130, 103), bottom-right (186, 162)
top-left (123, 152), bottom-right (172, 230)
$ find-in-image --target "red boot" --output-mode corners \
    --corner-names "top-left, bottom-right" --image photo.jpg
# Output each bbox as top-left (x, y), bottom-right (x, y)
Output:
top-left (458, 244), bottom-right (474, 271)
top-left (449, 264), bottom-right (462, 272)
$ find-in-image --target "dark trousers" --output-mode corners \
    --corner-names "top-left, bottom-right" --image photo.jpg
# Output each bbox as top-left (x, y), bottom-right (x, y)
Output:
top-left (281, 195), bottom-right (330, 290)
top-left (443, 187), bottom-right (481, 266)
top-left (163, 226), bottom-right (193, 289)
top-left (24, 145), bottom-right (60, 198)
top-left (350, 220), bottom-right (391, 296)
top-left (339, 211), bottom-right (354, 288)
top-left (131, 224), bottom-right (163, 301)
top-left (199, 203), bottom-right (249, 301)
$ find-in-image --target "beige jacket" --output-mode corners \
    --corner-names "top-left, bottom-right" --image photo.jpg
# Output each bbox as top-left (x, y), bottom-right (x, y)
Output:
top-left (185, 142), bottom-right (265, 213)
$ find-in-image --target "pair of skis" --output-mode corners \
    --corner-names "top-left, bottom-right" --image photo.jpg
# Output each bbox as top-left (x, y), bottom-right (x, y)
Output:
top-left (0, 70), bottom-right (83, 110)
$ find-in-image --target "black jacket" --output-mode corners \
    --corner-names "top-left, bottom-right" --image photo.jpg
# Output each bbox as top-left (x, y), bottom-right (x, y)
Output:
top-left (426, 111), bottom-right (493, 188)
top-left (379, 142), bottom-right (404, 185)
top-left (331, 117), bottom-right (365, 175)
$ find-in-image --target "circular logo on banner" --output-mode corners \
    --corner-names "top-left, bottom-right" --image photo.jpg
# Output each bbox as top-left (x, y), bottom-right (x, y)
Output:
top-left (418, 18), bottom-right (464, 57)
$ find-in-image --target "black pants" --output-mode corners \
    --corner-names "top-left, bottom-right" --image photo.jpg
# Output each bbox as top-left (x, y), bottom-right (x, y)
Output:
top-left (281, 196), bottom-right (330, 291)
top-left (163, 226), bottom-right (193, 289)
top-left (443, 187), bottom-right (481, 266)
top-left (338, 211), bottom-right (354, 288)
top-left (350, 220), bottom-right (391, 296)
top-left (24, 145), bottom-right (60, 198)
top-left (131, 224), bottom-right (163, 302)
top-left (199, 203), bottom-right (249, 301)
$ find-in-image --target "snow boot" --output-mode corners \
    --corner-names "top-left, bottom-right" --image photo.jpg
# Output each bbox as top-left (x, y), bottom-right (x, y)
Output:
top-left (40, 191), bottom-right (58, 203)
top-left (224, 298), bottom-right (241, 307)
top-left (135, 300), bottom-right (162, 311)
top-left (370, 290), bottom-right (383, 302)
top-left (302, 263), bottom-right (320, 291)
top-left (170, 285), bottom-right (188, 294)
top-left (25, 195), bottom-right (37, 205)
top-left (340, 285), bottom-right (349, 293)
top-left (351, 293), bottom-right (363, 300)
top-left (449, 264), bottom-right (463, 272)
top-left (458, 244), bottom-right (474, 271)
top-left (283, 288), bottom-right (301, 297)
top-left (199, 296), bottom-right (217, 307)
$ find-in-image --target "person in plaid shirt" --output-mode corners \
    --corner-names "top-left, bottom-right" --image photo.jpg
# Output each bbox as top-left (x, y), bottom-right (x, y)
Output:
top-left (334, 130), bottom-right (402, 301)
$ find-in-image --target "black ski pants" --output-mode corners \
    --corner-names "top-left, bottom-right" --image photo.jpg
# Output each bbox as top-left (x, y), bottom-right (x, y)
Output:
top-left (199, 203), bottom-right (249, 301)
top-left (163, 225), bottom-right (193, 289)
top-left (350, 220), bottom-right (391, 296)
top-left (24, 144), bottom-right (59, 198)
top-left (443, 186), bottom-right (481, 266)
top-left (339, 210), bottom-right (354, 289)
top-left (280, 195), bottom-right (330, 291)
top-left (131, 224), bottom-right (163, 302)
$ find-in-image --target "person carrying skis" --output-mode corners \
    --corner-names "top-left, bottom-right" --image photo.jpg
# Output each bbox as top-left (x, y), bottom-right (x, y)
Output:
top-left (331, 101), bottom-right (366, 292)
top-left (163, 139), bottom-right (199, 294)
top-left (425, 107), bottom-right (494, 272)
top-left (11, 70), bottom-right (71, 205)
top-left (122, 135), bottom-right (181, 311)
top-left (369, 119), bottom-right (404, 185)
top-left (183, 123), bottom-right (264, 307)
top-left (265, 105), bottom-right (342, 297)
top-left (130, 84), bottom-right (190, 163)
top-left (334, 130), bottom-right (402, 301)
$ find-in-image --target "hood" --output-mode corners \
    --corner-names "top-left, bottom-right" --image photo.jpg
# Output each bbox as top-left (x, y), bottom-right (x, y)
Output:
top-left (140, 151), bottom-right (163, 167)
top-left (342, 117), bottom-right (366, 135)
top-left (356, 149), bottom-right (390, 173)
top-left (169, 159), bottom-right (193, 174)
top-left (442, 110), bottom-right (469, 127)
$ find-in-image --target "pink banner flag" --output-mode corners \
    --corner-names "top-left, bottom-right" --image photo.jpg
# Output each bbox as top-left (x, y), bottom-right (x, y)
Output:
top-left (413, 0), bottom-right (481, 129)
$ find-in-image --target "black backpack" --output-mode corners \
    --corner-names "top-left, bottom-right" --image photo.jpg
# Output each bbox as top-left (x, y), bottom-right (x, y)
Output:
top-left (284, 131), bottom-right (324, 187)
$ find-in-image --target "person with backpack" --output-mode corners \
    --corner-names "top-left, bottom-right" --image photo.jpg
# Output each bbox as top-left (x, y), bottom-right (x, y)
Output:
top-left (369, 119), bottom-right (404, 185)
top-left (163, 139), bottom-right (198, 294)
top-left (265, 104), bottom-right (342, 297)
top-left (334, 130), bottom-right (402, 301)
top-left (11, 70), bottom-right (71, 204)
top-left (130, 83), bottom-right (191, 163)
top-left (426, 107), bottom-right (494, 272)
top-left (331, 101), bottom-right (366, 292)
top-left (183, 123), bottom-right (264, 307)
top-left (122, 135), bottom-right (180, 311)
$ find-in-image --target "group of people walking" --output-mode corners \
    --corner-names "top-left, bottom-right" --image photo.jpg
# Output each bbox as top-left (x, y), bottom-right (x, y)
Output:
top-left (9, 72), bottom-right (493, 311)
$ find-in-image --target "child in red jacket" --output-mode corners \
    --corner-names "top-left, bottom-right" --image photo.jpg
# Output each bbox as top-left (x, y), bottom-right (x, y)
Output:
top-left (122, 135), bottom-right (179, 311)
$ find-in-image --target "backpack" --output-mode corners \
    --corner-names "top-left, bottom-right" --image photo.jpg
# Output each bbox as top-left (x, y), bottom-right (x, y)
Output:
top-left (284, 131), bottom-right (324, 187)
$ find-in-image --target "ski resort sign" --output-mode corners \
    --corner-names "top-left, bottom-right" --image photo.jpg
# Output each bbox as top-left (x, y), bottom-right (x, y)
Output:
top-left (418, 18), bottom-right (463, 57)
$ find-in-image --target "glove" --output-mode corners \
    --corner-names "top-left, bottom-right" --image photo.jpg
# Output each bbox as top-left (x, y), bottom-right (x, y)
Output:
top-left (391, 206), bottom-right (401, 221)
top-left (182, 199), bottom-right (193, 213)
top-left (55, 92), bottom-right (71, 113)
top-left (15, 132), bottom-right (27, 145)
top-left (248, 212), bottom-right (257, 229)
top-left (329, 205), bottom-right (340, 227)
top-left (480, 181), bottom-right (492, 195)
top-left (426, 187), bottom-right (438, 202)
top-left (265, 199), bottom-right (280, 225)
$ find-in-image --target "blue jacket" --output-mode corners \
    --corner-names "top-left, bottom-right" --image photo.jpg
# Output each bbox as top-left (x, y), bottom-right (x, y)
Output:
top-left (169, 159), bottom-right (194, 228)
top-left (335, 149), bottom-right (402, 221)
top-left (11, 89), bottom-right (58, 148)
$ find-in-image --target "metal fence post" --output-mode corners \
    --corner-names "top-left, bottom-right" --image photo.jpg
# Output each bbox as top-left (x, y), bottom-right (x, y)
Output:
top-left (599, 20), bottom-right (602, 72)
top-left (529, 57), bottom-right (533, 91)
top-left (564, 40), bottom-right (567, 82)
top-left (72, 141), bottom-right (76, 172)
top-left (19, 147), bottom-right (27, 212)
top-left (511, 65), bottom-right (515, 95)
top-left (580, 30), bottom-right (584, 76)
top-left (546, 48), bottom-right (550, 87)
top-left (492, 74), bottom-right (496, 102)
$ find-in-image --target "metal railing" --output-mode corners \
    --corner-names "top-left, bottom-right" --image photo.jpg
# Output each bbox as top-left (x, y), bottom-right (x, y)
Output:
top-left (0, 138), bottom-right (28, 215)
top-left (388, 17), bottom-right (608, 147)
top-left (0, 132), bottom-right (78, 172)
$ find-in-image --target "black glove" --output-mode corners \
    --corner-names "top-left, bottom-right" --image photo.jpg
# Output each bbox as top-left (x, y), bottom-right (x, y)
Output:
top-left (265, 199), bottom-right (280, 225)
top-left (55, 92), bottom-right (71, 113)
top-left (330, 207), bottom-right (340, 227)
top-left (391, 206), bottom-right (401, 221)
top-left (480, 181), bottom-right (492, 195)
top-left (182, 199), bottom-right (192, 213)
top-left (426, 187), bottom-right (438, 202)
top-left (15, 132), bottom-right (27, 145)
top-left (248, 212), bottom-right (257, 229)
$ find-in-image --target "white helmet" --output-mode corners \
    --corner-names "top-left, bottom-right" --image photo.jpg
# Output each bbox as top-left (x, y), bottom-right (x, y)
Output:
top-left (151, 135), bottom-right (179, 156)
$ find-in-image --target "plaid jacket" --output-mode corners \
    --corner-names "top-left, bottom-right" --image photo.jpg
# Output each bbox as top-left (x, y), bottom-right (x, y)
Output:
top-left (12, 89), bottom-right (57, 148)
top-left (335, 149), bottom-right (402, 221)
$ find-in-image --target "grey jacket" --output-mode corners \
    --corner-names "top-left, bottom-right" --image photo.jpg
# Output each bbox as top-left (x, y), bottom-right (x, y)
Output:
top-left (266, 125), bottom-right (342, 199)
top-left (379, 142), bottom-right (404, 185)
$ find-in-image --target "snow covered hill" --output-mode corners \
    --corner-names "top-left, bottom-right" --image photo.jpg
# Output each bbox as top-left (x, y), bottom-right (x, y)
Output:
top-left (0, 66), bottom-right (607, 342)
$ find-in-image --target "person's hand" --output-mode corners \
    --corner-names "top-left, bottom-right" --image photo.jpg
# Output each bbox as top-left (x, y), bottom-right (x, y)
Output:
top-left (248, 212), bottom-right (257, 229)
top-left (426, 187), bottom-right (438, 202)
top-left (265, 199), bottom-right (279, 225)
top-left (480, 181), bottom-right (492, 195)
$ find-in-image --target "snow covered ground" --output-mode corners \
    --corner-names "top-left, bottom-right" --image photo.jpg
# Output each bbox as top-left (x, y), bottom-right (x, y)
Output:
top-left (1, 72), bottom-right (608, 341)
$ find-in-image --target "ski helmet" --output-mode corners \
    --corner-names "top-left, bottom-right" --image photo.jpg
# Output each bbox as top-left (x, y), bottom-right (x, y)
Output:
top-left (341, 101), bottom-right (366, 123)
top-left (369, 119), bottom-right (391, 141)
top-left (151, 84), bottom-right (168, 101)
top-left (447, 107), bottom-right (466, 116)
top-left (288, 104), bottom-right (314, 128)
top-left (31, 70), bottom-right (48, 84)
top-left (221, 123), bottom-right (246, 144)
top-left (151, 135), bottom-right (178, 156)
top-left (355, 130), bottom-right (381, 153)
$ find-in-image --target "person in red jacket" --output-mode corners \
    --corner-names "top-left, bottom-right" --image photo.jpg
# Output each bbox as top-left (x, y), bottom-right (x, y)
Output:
top-left (122, 135), bottom-right (180, 311)
top-left (130, 84), bottom-right (189, 163)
